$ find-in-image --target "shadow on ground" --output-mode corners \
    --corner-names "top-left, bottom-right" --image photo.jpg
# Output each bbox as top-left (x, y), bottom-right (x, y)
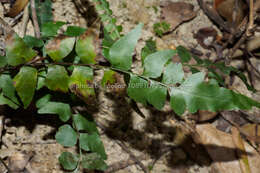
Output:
top-left (1, 91), bottom-right (254, 171)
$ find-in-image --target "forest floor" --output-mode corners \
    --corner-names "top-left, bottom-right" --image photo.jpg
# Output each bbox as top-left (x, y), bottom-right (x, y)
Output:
top-left (0, 0), bottom-right (260, 173)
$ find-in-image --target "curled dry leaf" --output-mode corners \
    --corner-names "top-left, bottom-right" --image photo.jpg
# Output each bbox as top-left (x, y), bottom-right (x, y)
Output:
top-left (214, 0), bottom-right (247, 27)
top-left (160, 1), bottom-right (197, 32)
top-left (196, 124), bottom-right (260, 173)
top-left (190, 110), bottom-right (218, 122)
top-left (194, 27), bottom-right (218, 49)
top-left (6, 0), bottom-right (29, 17)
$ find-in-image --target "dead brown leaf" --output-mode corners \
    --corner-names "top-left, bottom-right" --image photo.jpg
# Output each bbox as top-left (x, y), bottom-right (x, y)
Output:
top-left (194, 27), bottom-right (218, 49)
top-left (221, 111), bottom-right (248, 126)
top-left (214, 0), bottom-right (247, 27)
top-left (6, 0), bottom-right (29, 17)
top-left (160, 1), bottom-right (197, 32)
top-left (196, 124), bottom-right (260, 173)
top-left (190, 110), bottom-right (218, 122)
top-left (240, 123), bottom-right (260, 144)
top-left (231, 127), bottom-right (251, 173)
top-left (216, 111), bottom-right (248, 132)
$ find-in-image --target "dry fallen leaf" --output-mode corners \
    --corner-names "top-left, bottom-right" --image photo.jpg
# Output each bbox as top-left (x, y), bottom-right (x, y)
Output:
top-left (196, 124), bottom-right (260, 173)
top-left (160, 1), bottom-right (197, 32)
top-left (216, 111), bottom-right (248, 132)
top-left (6, 0), bottom-right (29, 17)
top-left (221, 111), bottom-right (248, 126)
top-left (214, 0), bottom-right (247, 27)
top-left (231, 127), bottom-right (251, 173)
top-left (219, 111), bottom-right (260, 144)
top-left (240, 123), bottom-right (260, 144)
top-left (190, 110), bottom-right (218, 122)
top-left (194, 27), bottom-right (218, 49)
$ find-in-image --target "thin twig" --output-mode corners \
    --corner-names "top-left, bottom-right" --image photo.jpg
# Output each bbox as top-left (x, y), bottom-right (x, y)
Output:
top-left (116, 141), bottom-right (148, 173)
top-left (21, 4), bottom-right (30, 37)
top-left (149, 146), bottom-right (172, 170)
top-left (247, 0), bottom-right (254, 35)
top-left (30, 0), bottom-right (40, 38)
top-left (232, 36), bottom-right (260, 58)
top-left (10, 11), bottom-right (24, 27)
top-left (95, 120), bottom-right (148, 173)
top-left (105, 156), bottom-right (146, 173)
top-left (0, 157), bottom-right (10, 172)
top-left (244, 56), bottom-right (255, 89)
top-left (220, 112), bottom-right (260, 153)
top-left (221, 17), bottom-right (248, 51)
top-left (28, 61), bottom-right (173, 89)
top-left (26, 56), bottom-right (46, 65)
top-left (247, 52), bottom-right (260, 78)
top-left (226, 11), bottom-right (258, 62)
top-left (197, 0), bottom-right (231, 33)
top-left (239, 110), bottom-right (260, 124)
top-left (15, 141), bottom-right (57, 145)
top-left (0, 116), bottom-right (4, 145)
top-left (0, 17), bottom-right (15, 35)
top-left (226, 31), bottom-right (247, 64)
